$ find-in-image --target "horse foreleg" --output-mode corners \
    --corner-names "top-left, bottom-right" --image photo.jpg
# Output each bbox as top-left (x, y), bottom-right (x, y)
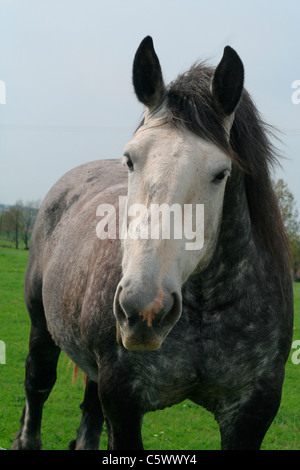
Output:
top-left (217, 380), bottom-right (283, 450)
top-left (99, 383), bottom-right (144, 450)
top-left (104, 411), bottom-right (144, 450)
top-left (69, 377), bottom-right (104, 450)
top-left (12, 324), bottom-right (60, 450)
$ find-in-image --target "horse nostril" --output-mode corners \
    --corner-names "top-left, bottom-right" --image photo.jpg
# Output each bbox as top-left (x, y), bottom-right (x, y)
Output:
top-left (114, 285), bottom-right (143, 327)
top-left (160, 292), bottom-right (182, 330)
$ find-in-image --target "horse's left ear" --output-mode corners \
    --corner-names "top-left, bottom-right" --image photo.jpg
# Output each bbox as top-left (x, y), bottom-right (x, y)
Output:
top-left (212, 46), bottom-right (244, 116)
top-left (133, 36), bottom-right (166, 109)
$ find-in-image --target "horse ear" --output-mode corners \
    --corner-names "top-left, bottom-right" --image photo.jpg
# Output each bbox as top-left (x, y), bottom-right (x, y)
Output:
top-left (212, 46), bottom-right (244, 116)
top-left (133, 36), bottom-right (166, 109)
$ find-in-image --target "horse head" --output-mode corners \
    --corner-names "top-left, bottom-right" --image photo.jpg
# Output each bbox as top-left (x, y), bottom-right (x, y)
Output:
top-left (114, 37), bottom-right (244, 350)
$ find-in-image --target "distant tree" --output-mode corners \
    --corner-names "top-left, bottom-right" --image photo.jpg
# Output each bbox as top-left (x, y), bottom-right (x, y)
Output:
top-left (0, 199), bottom-right (39, 249)
top-left (274, 179), bottom-right (300, 238)
top-left (0, 204), bottom-right (5, 232)
top-left (1, 209), bottom-right (12, 240)
top-left (19, 200), bottom-right (40, 249)
top-left (5, 202), bottom-right (22, 249)
top-left (274, 179), bottom-right (300, 278)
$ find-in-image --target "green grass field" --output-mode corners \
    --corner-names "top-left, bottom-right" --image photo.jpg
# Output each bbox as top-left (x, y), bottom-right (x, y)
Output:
top-left (0, 246), bottom-right (299, 450)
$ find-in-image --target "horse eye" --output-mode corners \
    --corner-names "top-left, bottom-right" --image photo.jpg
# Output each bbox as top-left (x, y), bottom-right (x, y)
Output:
top-left (213, 170), bottom-right (228, 184)
top-left (123, 155), bottom-right (134, 172)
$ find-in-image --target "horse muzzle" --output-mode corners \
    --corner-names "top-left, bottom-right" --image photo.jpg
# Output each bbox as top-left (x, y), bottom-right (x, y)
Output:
top-left (113, 278), bottom-right (182, 350)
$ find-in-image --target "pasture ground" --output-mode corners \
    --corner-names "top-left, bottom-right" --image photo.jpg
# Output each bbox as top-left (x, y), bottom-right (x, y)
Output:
top-left (0, 245), bottom-right (299, 450)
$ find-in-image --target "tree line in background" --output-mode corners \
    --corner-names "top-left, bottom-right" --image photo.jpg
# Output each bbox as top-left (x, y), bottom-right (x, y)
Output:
top-left (0, 200), bottom-right (40, 250)
top-left (0, 179), bottom-right (300, 280)
top-left (273, 179), bottom-right (300, 281)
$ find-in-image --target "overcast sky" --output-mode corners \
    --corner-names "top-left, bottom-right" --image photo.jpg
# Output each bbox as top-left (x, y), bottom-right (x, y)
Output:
top-left (0, 0), bottom-right (300, 216)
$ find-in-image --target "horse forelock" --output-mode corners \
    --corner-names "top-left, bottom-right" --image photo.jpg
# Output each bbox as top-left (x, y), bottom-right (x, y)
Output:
top-left (166, 64), bottom-right (231, 154)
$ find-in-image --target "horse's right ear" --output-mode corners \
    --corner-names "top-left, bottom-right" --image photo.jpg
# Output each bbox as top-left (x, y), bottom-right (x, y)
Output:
top-left (133, 36), bottom-right (166, 109)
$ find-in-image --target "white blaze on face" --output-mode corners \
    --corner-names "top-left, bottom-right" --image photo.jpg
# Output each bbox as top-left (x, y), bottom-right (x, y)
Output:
top-left (121, 121), bottom-right (231, 288)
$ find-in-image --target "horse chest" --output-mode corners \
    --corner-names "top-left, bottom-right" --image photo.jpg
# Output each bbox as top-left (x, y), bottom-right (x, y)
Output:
top-left (115, 297), bottom-right (280, 414)
top-left (117, 332), bottom-right (200, 411)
